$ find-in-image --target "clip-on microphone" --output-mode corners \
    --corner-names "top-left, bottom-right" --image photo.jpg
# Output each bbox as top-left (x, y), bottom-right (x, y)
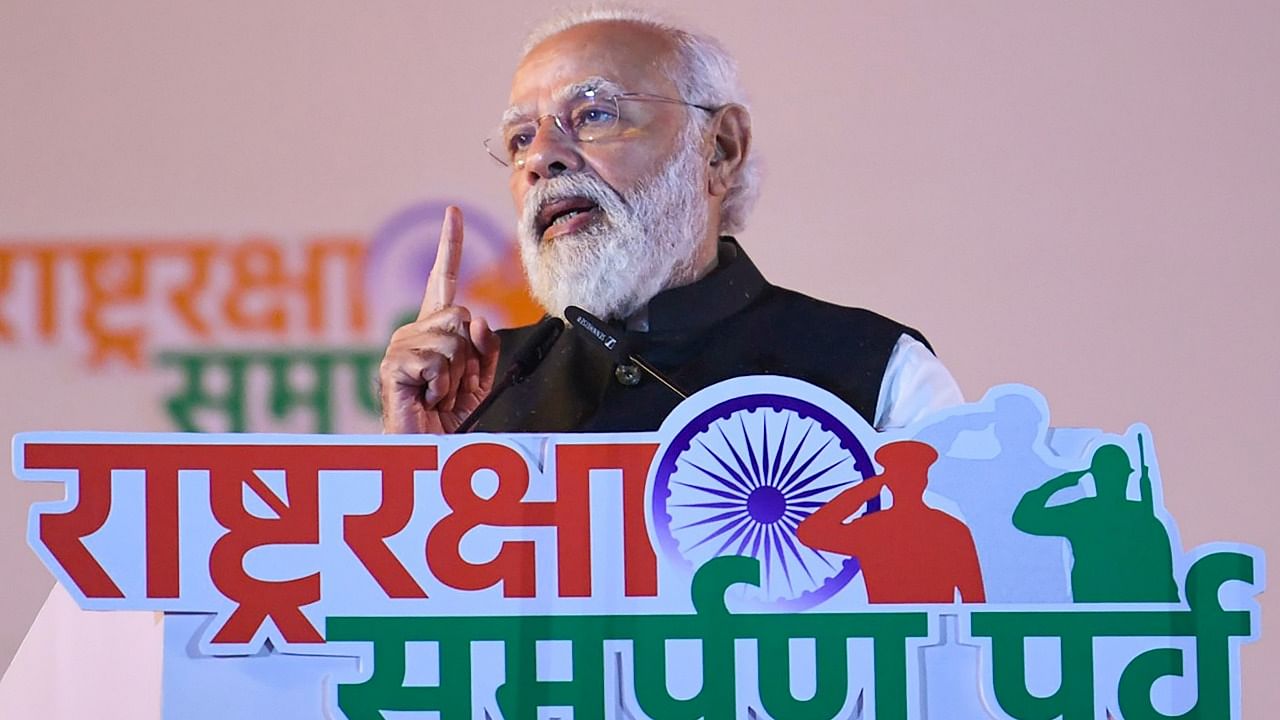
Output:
top-left (454, 316), bottom-right (564, 433)
top-left (564, 305), bottom-right (690, 399)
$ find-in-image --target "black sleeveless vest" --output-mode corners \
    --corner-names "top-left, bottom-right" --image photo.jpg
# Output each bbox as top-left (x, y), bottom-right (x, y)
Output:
top-left (472, 240), bottom-right (930, 433)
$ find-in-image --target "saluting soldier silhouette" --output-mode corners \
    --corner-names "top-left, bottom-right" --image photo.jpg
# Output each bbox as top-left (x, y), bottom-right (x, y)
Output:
top-left (797, 440), bottom-right (986, 604)
top-left (1013, 440), bottom-right (1179, 602)
top-left (915, 392), bottom-right (1073, 603)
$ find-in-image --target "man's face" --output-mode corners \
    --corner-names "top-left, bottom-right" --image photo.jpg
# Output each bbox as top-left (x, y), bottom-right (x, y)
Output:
top-left (508, 22), bottom-right (691, 223)
top-left (503, 21), bottom-right (714, 321)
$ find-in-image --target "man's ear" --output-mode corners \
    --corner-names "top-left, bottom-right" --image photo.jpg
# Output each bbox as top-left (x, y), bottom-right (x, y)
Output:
top-left (707, 104), bottom-right (751, 198)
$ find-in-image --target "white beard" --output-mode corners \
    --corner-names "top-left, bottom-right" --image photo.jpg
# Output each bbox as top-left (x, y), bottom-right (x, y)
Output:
top-left (517, 125), bottom-right (709, 322)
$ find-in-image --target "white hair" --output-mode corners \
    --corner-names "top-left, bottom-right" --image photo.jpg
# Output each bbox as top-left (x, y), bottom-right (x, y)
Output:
top-left (517, 119), bottom-right (710, 320)
top-left (521, 6), bottom-right (761, 235)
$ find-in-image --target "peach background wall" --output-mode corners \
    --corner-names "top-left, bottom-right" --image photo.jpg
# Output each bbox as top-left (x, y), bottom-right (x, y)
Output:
top-left (2, 0), bottom-right (1276, 715)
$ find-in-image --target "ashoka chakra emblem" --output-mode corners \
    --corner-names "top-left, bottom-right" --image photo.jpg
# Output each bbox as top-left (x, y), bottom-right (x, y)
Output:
top-left (651, 393), bottom-right (878, 610)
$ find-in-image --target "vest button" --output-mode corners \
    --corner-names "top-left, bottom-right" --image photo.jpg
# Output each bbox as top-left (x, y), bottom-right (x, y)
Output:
top-left (614, 363), bottom-right (642, 387)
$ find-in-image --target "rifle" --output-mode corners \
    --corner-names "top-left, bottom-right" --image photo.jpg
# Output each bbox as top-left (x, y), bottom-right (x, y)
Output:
top-left (1137, 433), bottom-right (1153, 508)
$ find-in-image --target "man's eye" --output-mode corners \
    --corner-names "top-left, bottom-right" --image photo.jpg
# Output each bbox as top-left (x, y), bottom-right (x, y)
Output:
top-left (506, 132), bottom-right (534, 152)
top-left (574, 107), bottom-right (616, 128)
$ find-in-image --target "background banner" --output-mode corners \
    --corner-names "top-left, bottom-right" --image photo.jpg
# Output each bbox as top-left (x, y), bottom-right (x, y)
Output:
top-left (2, 2), bottom-right (1276, 716)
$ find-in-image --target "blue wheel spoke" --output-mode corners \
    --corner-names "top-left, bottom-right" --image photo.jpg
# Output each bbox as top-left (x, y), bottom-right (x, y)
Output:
top-left (670, 500), bottom-right (745, 510)
top-left (768, 415), bottom-right (792, 486)
top-left (748, 522), bottom-right (766, 561)
top-left (762, 528), bottom-right (774, 588)
top-left (685, 513), bottom-right (753, 553)
top-left (735, 522), bottom-right (764, 566)
top-left (788, 479), bottom-right (856, 502)
top-left (777, 436), bottom-right (835, 494)
top-left (768, 526), bottom-right (795, 596)
top-left (780, 452), bottom-right (843, 495)
top-left (670, 476), bottom-right (747, 499)
top-left (739, 415), bottom-right (764, 488)
top-left (672, 507), bottom-right (749, 532)
top-left (773, 422), bottom-right (813, 491)
top-left (760, 413), bottom-right (774, 486)
top-left (715, 424), bottom-right (762, 490)
top-left (709, 515), bottom-right (758, 559)
top-left (693, 438), bottom-right (755, 496)
top-left (776, 525), bottom-right (817, 588)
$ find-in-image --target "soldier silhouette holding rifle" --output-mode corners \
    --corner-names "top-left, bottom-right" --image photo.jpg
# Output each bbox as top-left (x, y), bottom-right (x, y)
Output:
top-left (1013, 439), bottom-right (1179, 602)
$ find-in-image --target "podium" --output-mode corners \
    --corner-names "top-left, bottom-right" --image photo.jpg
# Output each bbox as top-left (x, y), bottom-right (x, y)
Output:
top-left (15, 376), bottom-right (1263, 719)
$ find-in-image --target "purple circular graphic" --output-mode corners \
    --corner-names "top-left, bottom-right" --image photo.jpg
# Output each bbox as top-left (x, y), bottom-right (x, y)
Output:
top-left (747, 485), bottom-right (787, 524)
top-left (363, 200), bottom-right (516, 332)
top-left (652, 393), bottom-right (878, 610)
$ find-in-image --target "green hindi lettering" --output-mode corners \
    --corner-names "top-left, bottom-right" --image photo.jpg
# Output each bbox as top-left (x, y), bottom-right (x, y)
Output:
top-left (325, 556), bottom-right (930, 719)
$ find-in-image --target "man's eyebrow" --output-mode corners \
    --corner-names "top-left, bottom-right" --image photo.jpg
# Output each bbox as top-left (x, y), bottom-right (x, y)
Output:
top-left (501, 104), bottom-right (534, 127)
top-left (500, 76), bottom-right (629, 127)
top-left (554, 76), bottom-right (628, 104)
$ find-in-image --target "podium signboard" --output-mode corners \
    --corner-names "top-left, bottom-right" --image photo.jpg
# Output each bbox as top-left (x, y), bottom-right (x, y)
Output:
top-left (15, 376), bottom-right (1264, 719)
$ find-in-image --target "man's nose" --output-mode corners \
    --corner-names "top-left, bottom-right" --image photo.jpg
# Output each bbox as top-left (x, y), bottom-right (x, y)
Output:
top-left (521, 118), bottom-right (584, 180)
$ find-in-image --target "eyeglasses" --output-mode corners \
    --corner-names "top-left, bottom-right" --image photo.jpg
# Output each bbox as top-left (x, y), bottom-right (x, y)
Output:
top-left (484, 89), bottom-right (717, 168)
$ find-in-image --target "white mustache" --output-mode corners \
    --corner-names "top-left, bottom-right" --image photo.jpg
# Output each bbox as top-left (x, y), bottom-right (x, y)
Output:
top-left (515, 120), bottom-right (709, 322)
top-left (520, 173), bottom-right (620, 240)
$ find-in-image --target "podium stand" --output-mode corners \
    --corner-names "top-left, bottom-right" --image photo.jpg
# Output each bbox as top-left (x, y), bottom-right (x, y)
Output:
top-left (15, 376), bottom-right (1263, 719)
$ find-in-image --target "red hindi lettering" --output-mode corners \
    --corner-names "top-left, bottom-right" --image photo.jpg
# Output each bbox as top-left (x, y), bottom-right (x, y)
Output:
top-left (428, 443), bottom-right (544, 597)
top-left (27, 443), bottom-right (186, 599)
top-left (207, 446), bottom-right (324, 644)
top-left (207, 445), bottom-right (437, 645)
top-left (30, 445), bottom-right (123, 598)
top-left (426, 441), bottom-right (659, 598)
top-left (342, 446), bottom-right (434, 598)
top-left (553, 443), bottom-right (659, 597)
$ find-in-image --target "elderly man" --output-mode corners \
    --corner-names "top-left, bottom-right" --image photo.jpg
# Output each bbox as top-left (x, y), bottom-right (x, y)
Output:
top-left (380, 9), bottom-right (962, 434)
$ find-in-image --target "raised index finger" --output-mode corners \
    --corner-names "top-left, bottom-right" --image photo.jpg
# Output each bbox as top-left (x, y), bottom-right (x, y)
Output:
top-left (419, 205), bottom-right (465, 319)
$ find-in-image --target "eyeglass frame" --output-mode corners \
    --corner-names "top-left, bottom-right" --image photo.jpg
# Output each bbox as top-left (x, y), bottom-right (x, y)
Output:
top-left (484, 90), bottom-right (719, 168)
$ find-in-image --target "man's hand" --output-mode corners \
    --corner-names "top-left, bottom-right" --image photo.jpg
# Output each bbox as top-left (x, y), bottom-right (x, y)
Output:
top-left (379, 206), bottom-right (501, 433)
